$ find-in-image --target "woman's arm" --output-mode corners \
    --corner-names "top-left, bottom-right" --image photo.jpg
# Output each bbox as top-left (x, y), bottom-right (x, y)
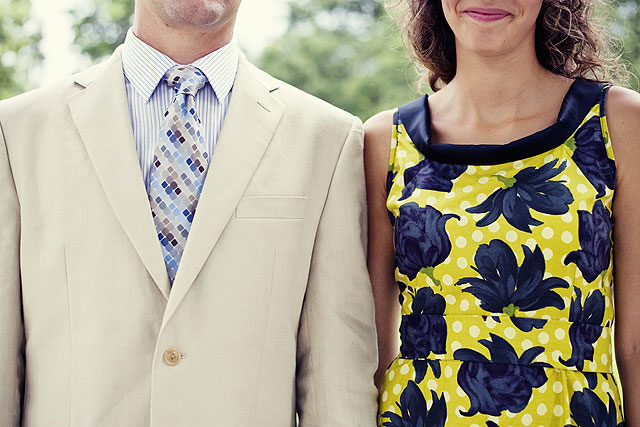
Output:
top-left (364, 110), bottom-right (401, 389)
top-left (606, 86), bottom-right (640, 426)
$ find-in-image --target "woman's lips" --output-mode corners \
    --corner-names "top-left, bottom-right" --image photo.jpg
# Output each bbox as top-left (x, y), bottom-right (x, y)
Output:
top-left (463, 8), bottom-right (511, 22)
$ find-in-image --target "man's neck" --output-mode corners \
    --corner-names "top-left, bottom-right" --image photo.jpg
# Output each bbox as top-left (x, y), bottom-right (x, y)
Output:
top-left (133, 3), bottom-right (236, 65)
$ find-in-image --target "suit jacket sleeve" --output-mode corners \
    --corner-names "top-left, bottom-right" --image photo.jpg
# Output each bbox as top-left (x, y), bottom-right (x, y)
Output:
top-left (296, 117), bottom-right (378, 426)
top-left (0, 124), bottom-right (25, 426)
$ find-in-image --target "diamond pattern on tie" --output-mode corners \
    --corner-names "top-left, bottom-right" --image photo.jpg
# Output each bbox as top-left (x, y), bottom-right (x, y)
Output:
top-left (148, 65), bottom-right (209, 283)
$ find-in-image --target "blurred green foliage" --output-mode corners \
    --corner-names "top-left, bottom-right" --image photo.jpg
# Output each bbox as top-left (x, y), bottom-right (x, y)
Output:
top-left (69, 0), bottom-right (134, 61)
top-left (257, 0), bottom-right (419, 120)
top-left (614, 0), bottom-right (640, 89)
top-left (0, 0), bottom-right (42, 100)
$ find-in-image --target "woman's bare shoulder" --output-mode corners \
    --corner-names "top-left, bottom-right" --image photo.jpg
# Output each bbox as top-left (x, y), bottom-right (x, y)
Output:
top-left (364, 109), bottom-right (395, 155)
top-left (604, 86), bottom-right (640, 189)
top-left (363, 109), bottom-right (396, 192)
top-left (605, 86), bottom-right (640, 149)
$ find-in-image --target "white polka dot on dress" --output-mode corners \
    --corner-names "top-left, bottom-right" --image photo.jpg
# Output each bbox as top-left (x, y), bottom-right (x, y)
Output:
top-left (506, 230), bottom-right (518, 242)
top-left (393, 384), bottom-right (402, 395)
top-left (452, 321), bottom-right (463, 333)
top-left (537, 403), bottom-right (548, 416)
top-left (457, 257), bottom-right (468, 269)
top-left (538, 332), bottom-right (550, 344)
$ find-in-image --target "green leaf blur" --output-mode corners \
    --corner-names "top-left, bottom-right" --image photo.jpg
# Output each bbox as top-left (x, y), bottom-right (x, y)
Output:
top-left (0, 0), bottom-right (42, 100)
top-left (256, 0), bottom-right (419, 120)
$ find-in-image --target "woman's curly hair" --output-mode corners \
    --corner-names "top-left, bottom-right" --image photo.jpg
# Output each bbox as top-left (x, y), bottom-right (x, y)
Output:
top-left (396, 0), bottom-right (626, 91)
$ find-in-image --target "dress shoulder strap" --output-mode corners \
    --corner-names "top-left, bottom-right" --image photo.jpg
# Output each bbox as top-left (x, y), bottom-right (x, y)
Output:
top-left (397, 95), bottom-right (430, 155)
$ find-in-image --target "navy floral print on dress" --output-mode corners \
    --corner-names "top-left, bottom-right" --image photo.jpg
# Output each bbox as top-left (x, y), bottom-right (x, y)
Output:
top-left (413, 359), bottom-right (441, 384)
top-left (560, 288), bottom-right (605, 371)
top-left (400, 287), bottom-right (447, 359)
top-left (381, 381), bottom-right (447, 427)
top-left (399, 159), bottom-right (467, 201)
top-left (394, 202), bottom-right (459, 282)
top-left (456, 239), bottom-right (569, 331)
top-left (564, 200), bottom-right (613, 283)
top-left (387, 170), bottom-right (398, 225)
top-left (568, 115), bottom-right (616, 198)
top-left (565, 389), bottom-right (624, 427)
top-left (466, 159), bottom-right (574, 232)
top-left (454, 334), bottom-right (550, 417)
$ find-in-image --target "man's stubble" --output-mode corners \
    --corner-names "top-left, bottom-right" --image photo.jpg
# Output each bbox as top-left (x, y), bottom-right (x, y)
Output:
top-left (155, 0), bottom-right (240, 29)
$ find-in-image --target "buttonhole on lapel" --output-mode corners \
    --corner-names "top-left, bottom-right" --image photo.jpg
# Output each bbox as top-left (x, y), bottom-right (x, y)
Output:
top-left (257, 101), bottom-right (271, 112)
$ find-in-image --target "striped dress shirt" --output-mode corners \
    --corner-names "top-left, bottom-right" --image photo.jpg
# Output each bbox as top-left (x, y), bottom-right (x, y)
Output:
top-left (121, 29), bottom-right (239, 186)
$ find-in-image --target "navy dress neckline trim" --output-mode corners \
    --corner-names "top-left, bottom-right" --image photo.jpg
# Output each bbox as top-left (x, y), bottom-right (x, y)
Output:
top-left (397, 79), bottom-right (607, 165)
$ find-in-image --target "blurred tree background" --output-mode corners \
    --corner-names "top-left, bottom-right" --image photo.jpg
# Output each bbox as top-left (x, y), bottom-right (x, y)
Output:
top-left (2, 0), bottom-right (640, 113)
top-left (69, 0), bottom-right (134, 61)
top-left (0, 0), bottom-right (42, 99)
top-left (614, 0), bottom-right (640, 86)
top-left (256, 0), bottom-right (418, 119)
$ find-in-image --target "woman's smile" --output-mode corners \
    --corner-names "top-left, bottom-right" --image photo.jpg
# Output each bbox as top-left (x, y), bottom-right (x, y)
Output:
top-left (462, 7), bottom-right (512, 22)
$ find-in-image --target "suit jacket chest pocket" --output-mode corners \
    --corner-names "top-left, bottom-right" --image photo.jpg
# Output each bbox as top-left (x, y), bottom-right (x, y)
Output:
top-left (230, 195), bottom-right (307, 305)
top-left (235, 196), bottom-right (306, 219)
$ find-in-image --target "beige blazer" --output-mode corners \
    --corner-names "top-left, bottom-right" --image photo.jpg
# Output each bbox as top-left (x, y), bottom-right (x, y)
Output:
top-left (0, 48), bottom-right (378, 426)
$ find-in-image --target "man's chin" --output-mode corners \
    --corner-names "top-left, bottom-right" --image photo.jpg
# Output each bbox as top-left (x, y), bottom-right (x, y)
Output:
top-left (160, 0), bottom-right (230, 28)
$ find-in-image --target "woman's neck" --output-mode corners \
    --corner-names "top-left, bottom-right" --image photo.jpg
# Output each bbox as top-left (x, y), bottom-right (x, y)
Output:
top-left (427, 45), bottom-right (573, 145)
top-left (432, 47), bottom-right (571, 129)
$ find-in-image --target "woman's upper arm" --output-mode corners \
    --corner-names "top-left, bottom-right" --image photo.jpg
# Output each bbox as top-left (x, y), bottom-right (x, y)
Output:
top-left (607, 86), bottom-right (640, 341)
top-left (363, 110), bottom-right (400, 384)
top-left (604, 86), bottom-right (640, 416)
top-left (364, 110), bottom-right (396, 270)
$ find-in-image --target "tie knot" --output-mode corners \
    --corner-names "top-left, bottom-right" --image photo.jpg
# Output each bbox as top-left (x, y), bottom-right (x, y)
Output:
top-left (164, 65), bottom-right (208, 96)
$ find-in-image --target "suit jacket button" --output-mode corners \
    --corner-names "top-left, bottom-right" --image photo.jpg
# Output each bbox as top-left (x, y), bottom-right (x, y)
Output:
top-left (163, 348), bottom-right (181, 366)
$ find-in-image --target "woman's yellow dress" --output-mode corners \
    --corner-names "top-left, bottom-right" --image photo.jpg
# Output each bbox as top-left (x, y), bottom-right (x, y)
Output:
top-left (380, 79), bottom-right (625, 426)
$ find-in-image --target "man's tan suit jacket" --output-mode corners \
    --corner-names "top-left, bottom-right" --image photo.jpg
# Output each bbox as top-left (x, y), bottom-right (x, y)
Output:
top-left (0, 48), bottom-right (378, 426)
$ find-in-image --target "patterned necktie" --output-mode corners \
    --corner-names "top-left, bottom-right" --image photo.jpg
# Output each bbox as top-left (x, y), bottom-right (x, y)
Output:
top-left (148, 65), bottom-right (209, 283)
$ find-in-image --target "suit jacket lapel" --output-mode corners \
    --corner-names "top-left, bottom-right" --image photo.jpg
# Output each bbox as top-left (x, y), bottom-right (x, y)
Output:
top-left (162, 56), bottom-right (285, 326)
top-left (68, 47), bottom-right (172, 299)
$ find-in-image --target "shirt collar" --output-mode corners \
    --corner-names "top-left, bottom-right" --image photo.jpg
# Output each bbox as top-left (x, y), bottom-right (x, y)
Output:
top-left (121, 28), bottom-right (239, 103)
